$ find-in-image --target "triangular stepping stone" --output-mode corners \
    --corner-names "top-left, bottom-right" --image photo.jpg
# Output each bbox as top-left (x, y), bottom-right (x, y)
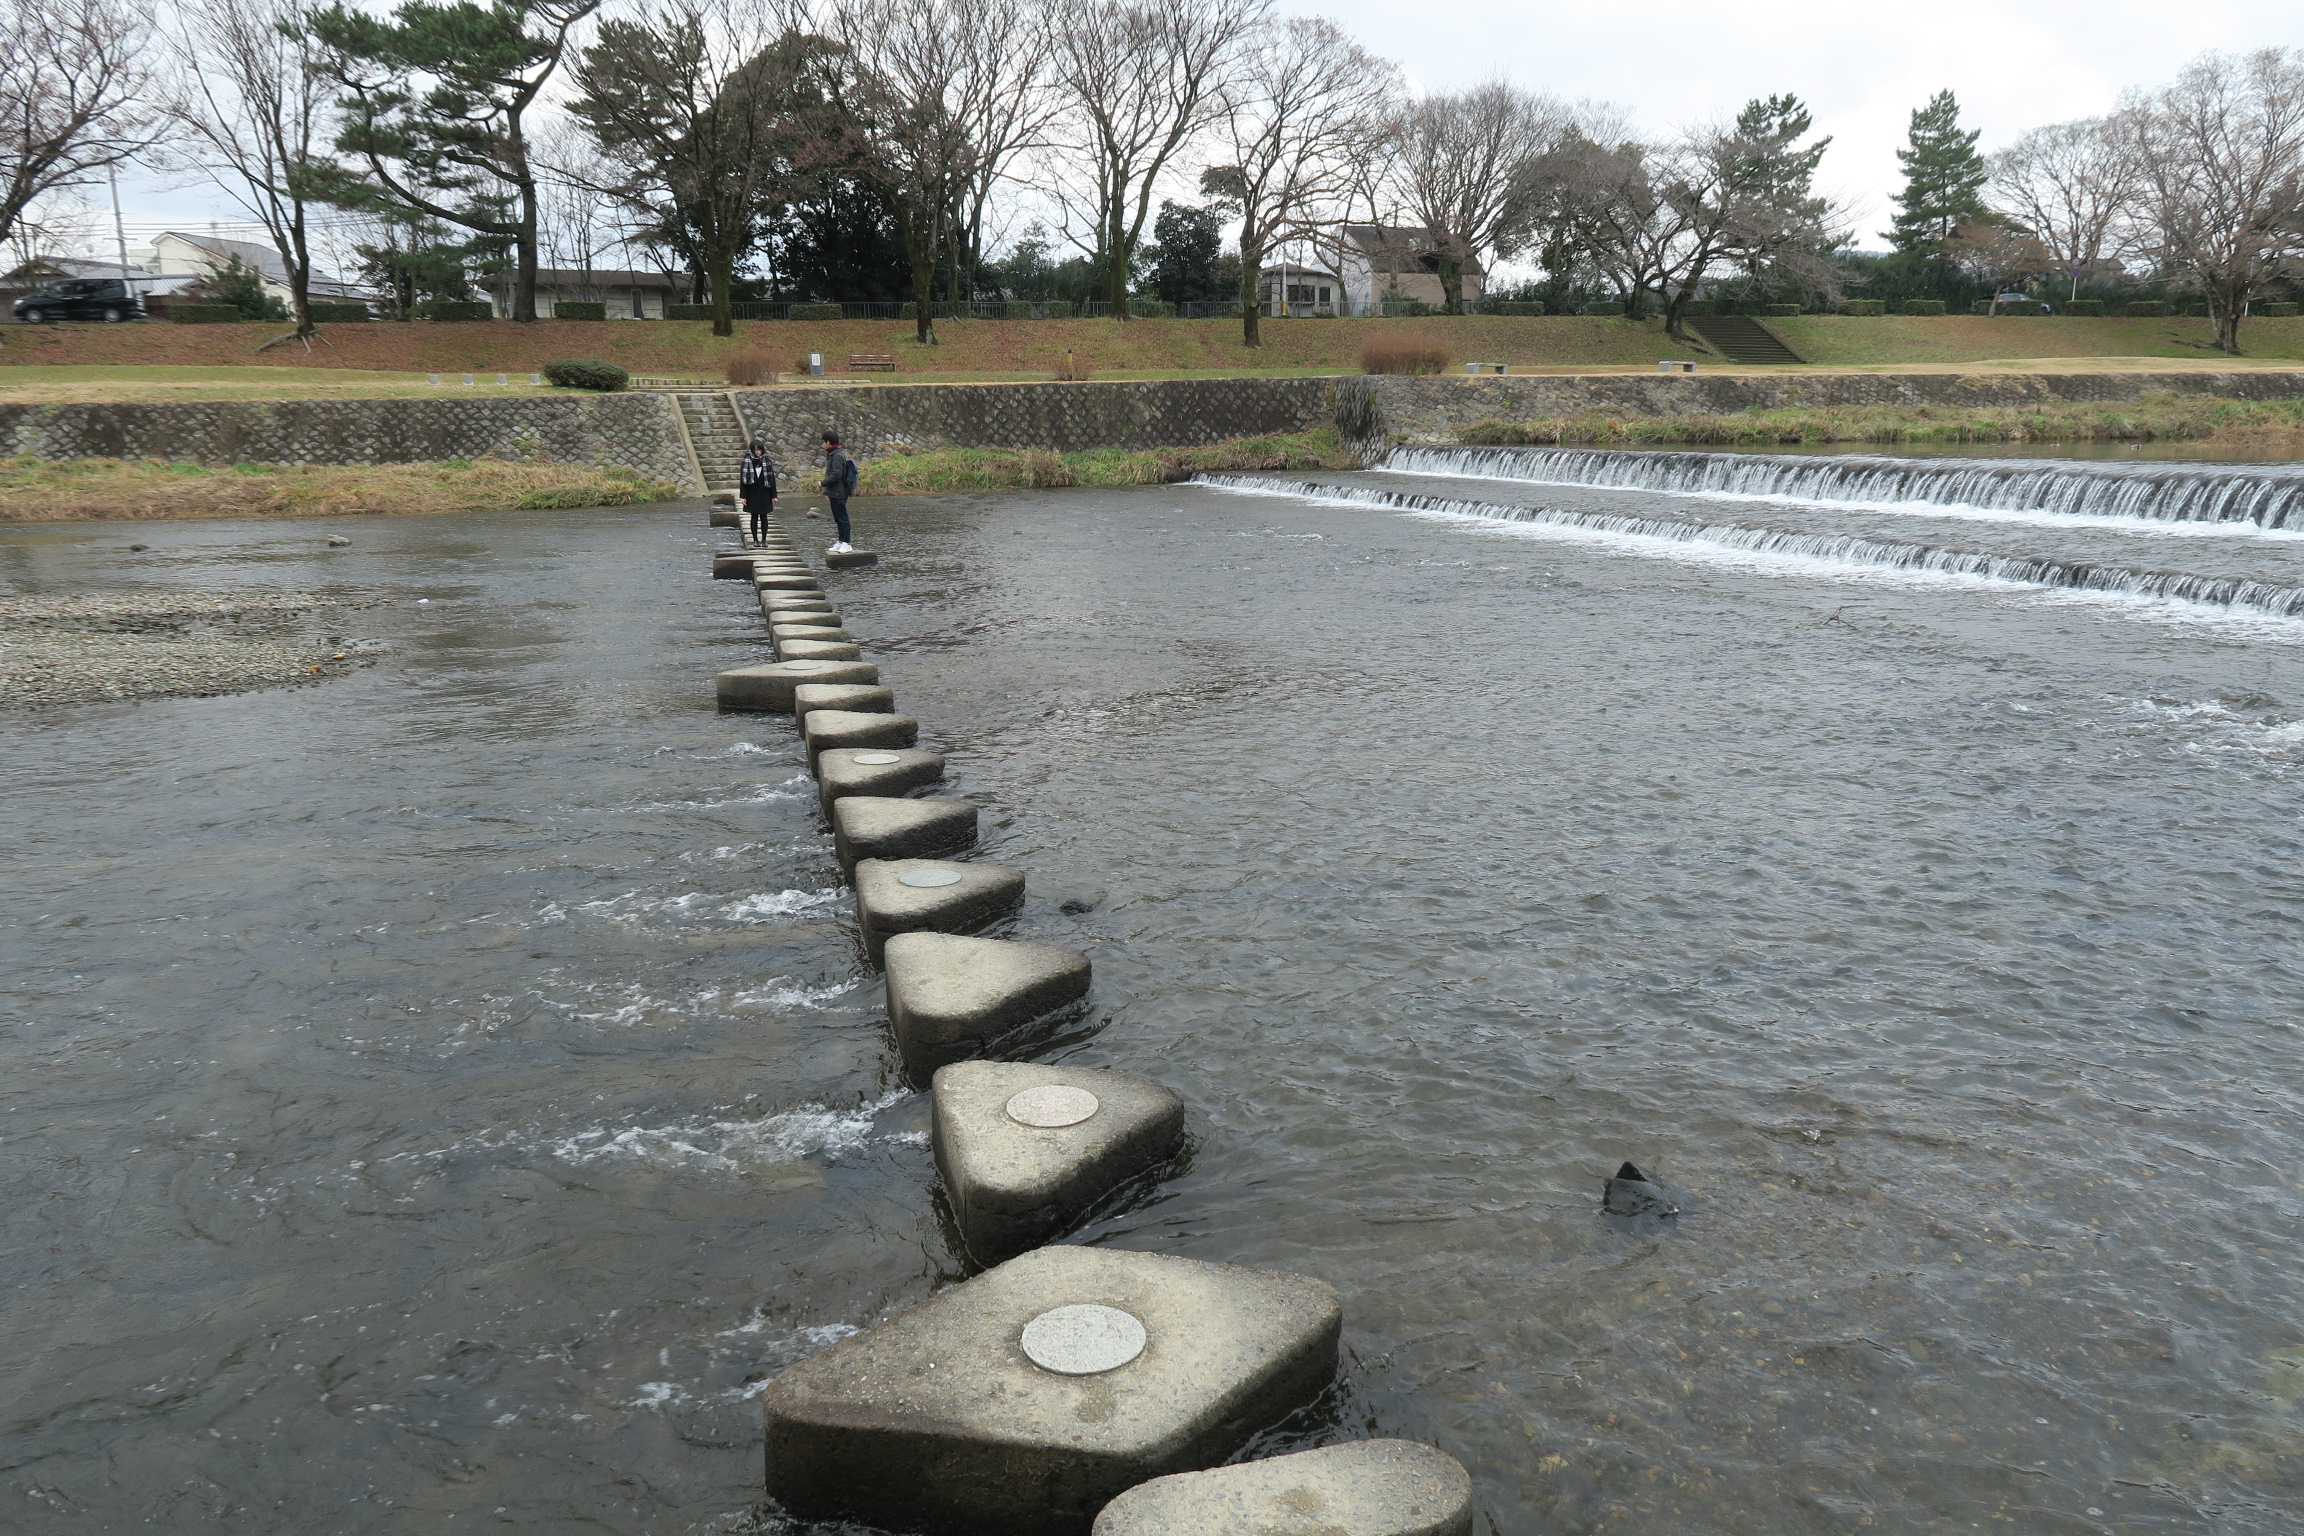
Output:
top-left (815, 747), bottom-right (943, 815)
top-left (884, 931), bottom-right (1082, 1063)
top-left (777, 636), bottom-right (861, 662)
top-left (774, 625), bottom-right (855, 654)
top-left (1092, 1441), bottom-right (1474, 1536)
top-left (768, 612), bottom-right (843, 631)
top-left (853, 857), bottom-right (1021, 962)
top-left (759, 595), bottom-right (834, 615)
top-left (832, 795), bottom-right (974, 873)
top-left (825, 548), bottom-right (878, 567)
top-left (932, 1060), bottom-right (1181, 1260)
top-left (793, 683), bottom-right (892, 722)
top-left (754, 574), bottom-right (822, 591)
top-left (716, 659), bottom-right (879, 712)
top-left (801, 708), bottom-right (915, 766)
top-left (761, 1246), bottom-right (1341, 1536)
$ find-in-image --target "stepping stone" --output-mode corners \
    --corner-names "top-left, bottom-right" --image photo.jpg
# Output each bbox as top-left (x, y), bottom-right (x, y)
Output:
top-left (932, 1060), bottom-right (1182, 1261)
top-left (1092, 1441), bottom-right (1474, 1536)
top-left (717, 659), bottom-right (880, 712)
top-left (768, 614), bottom-right (844, 634)
top-left (853, 856), bottom-right (1021, 962)
top-left (760, 1245), bottom-right (1342, 1536)
top-left (708, 506), bottom-right (739, 527)
top-left (712, 551), bottom-right (767, 578)
top-left (755, 574), bottom-right (823, 592)
top-left (832, 795), bottom-right (975, 874)
top-left (759, 595), bottom-right (834, 615)
top-left (884, 931), bottom-right (1085, 1064)
top-left (801, 708), bottom-right (916, 765)
top-left (777, 636), bottom-right (860, 664)
top-left (774, 627), bottom-right (855, 658)
top-left (710, 489), bottom-right (737, 506)
top-left (793, 683), bottom-right (893, 723)
top-left (826, 548), bottom-right (879, 568)
top-left (816, 747), bottom-right (944, 814)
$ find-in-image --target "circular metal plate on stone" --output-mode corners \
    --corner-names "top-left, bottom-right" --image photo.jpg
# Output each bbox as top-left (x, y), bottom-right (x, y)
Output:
top-left (782, 660), bottom-right (829, 671)
top-left (1020, 1304), bottom-right (1146, 1375)
top-left (852, 751), bottom-right (902, 765)
top-left (1006, 1084), bottom-right (1100, 1127)
top-left (897, 867), bottom-right (963, 888)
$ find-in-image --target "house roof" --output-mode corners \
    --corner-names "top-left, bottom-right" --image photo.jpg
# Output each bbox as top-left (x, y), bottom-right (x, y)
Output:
top-left (529, 269), bottom-right (680, 289)
top-left (1340, 224), bottom-right (1485, 278)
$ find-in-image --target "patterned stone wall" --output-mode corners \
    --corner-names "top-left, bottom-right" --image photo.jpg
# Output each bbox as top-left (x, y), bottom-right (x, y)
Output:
top-left (1340, 371), bottom-right (2304, 451)
top-left (728, 378), bottom-right (1334, 478)
top-left (0, 395), bottom-right (694, 488)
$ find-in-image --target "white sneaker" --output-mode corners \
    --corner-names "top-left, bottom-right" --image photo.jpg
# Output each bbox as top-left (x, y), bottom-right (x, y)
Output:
top-left (830, 542), bottom-right (852, 553)
top-left (806, 509), bottom-right (820, 518)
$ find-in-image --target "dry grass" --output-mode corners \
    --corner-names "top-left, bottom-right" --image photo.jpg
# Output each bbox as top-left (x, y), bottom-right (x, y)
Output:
top-left (857, 428), bottom-right (1357, 493)
top-left (1363, 342), bottom-right (1450, 375)
top-left (0, 456), bottom-right (682, 523)
top-left (725, 349), bottom-right (778, 385)
top-left (1453, 393), bottom-right (2304, 449)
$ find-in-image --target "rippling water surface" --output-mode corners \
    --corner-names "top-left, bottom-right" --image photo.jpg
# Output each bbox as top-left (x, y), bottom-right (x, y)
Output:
top-left (7, 460), bottom-right (2304, 1536)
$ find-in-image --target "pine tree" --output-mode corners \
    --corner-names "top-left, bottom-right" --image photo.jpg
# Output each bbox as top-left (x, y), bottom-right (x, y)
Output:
top-left (1885, 90), bottom-right (1988, 251)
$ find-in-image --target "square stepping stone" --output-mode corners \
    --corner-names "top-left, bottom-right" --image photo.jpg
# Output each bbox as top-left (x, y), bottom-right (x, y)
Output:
top-left (1092, 1441), bottom-right (1473, 1536)
top-left (853, 856), bottom-right (1022, 962)
top-left (825, 548), bottom-right (879, 567)
top-left (709, 507), bottom-right (739, 527)
top-left (832, 795), bottom-right (975, 873)
top-left (768, 612), bottom-right (843, 631)
top-left (932, 1060), bottom-right (1183, 1260)
top-left (754, 574), bottom-right (822, 592)
top-left (717, 660), bottom-right (880, 712)
top-left (761, 1245), bottom-right (1342, 1536)
top-left (815, 747), bottom-right (944, 815)
top-left (801, 709), bottom-right (916, 766)
top-left (778, 637), bottom-right (862, 662)
top-left (793, 683), bottom-right (893, 723)
top-left (775, 628), bottom-right (857, 658)
top-left (883, 931), bottom-right (1084, 1066)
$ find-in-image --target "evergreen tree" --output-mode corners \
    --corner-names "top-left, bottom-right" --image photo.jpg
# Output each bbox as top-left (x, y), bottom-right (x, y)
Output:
top-left (1145, 201), bottom-right (1228, 305)
top-left (197, 254), bottom-right (292, 322)
top-left (1885, 90), bottom-right (1988, 251)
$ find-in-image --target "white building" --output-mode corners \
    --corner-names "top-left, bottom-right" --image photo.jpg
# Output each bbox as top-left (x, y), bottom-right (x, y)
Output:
top-left (488, 269), bottom-right (681, 319)
top-left (138, 232), bottom-right (378, 308)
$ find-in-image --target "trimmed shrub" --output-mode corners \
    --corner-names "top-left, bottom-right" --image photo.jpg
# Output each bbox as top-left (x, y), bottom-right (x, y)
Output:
top-left (554, 300), bottom-right (607, 320)
top-left (1004, 300), bottom-right (1033, 319)
top-left (420, 299), bottom-right (492, 321)
top-left (1975, 298), bottom-right (2048, 315)
top-left (665, 303), bottom-right (712, 320)
top-left (2126, 300), bottom-right (2167, 317)
top-left (1762, 303), bottom-right (1803, 316)
top-left (790, 302), bottom-right (843, 321)
top-left (2062, 299), bottom-right (2106, 316)
top-left (1363, 343), bottom-right (1449, 375)
top-left (542, 358), bottom-right (629, 392)
top-left (2260, 302), bottom-right (2300, 318)
top-left (1840, 299), bottom-right (1887, 316)
top-left (169, 304), bottom-right (245, 324)
top-left (307, 302), bottom-right (370, 322)
top-left (1899, 299), bottom-right (1947, 316)
top-left (1496, 300), bottom-right (1545, 316)
top-left (725, 349), bottom-right (776, 385)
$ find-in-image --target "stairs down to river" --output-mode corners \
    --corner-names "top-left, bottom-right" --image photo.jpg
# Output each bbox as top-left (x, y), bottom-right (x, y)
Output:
top-left (1687, 315), bottom-right (1807, 365)
top-left (675, 393), bottom-right (748, 489)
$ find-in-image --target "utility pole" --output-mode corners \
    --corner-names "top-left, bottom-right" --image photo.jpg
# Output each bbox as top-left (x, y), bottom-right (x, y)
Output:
top-left (107, 166), bottom-right (132, 286)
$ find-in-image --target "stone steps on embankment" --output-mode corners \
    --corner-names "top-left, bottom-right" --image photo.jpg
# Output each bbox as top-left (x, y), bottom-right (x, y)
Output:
top-left (677, 392), bottom-right (748, 487)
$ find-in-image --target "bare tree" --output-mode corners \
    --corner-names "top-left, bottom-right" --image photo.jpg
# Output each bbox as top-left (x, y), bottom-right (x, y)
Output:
top-left (1202, 16), bottom-right (1395, 346)
top-left (1989, 118), bottom-right (2140, 302)
top-left (0, 0), bottom-right (155, 254)
top-left (2114, 48), bottom-right (2304, 354)
top-left (1389, 82), bottom-right (1560, 314)
top-left (1049, 0), bottom-right (1265, 319)
top-left (164, 0), bottom-right (330, 341)
top-left (1945, 218), bottom-right (2055, 307)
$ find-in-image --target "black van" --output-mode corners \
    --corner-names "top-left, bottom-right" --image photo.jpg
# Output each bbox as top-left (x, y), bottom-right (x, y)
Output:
top-left (13, 278), bottom-right (144, 323)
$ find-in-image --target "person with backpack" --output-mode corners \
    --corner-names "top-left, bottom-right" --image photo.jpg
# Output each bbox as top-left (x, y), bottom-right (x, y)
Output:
top-left (738, 437), bottom-right (777, 542)
top-left (820, 431), bottom-right (858, 552)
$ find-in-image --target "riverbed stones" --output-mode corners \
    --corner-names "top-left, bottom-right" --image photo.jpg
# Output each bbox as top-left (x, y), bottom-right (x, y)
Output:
top-left (853, 857), bottom-right (1023, 961)
top-left (932, 1061), bottom-right (1184, 1261)
top-left (759, 1245), bottom-right (1343, 1536)
top-left (793, 683), bottom-right (893, 723)
top-left (832, 795), bottom-right (977, 873)
top-left (883, 931), bottom-right (1087, 1064)
top-left (1091, 1441), bottom-right (1474, 1536)
top-left (717, 659), bottom-right (880, 712)
top-left (815, 746), bottom-right (945, 812)
top-left (826, 548), bottom-right (879, 568)
top-left (801, 709), bottom-right (917, 765)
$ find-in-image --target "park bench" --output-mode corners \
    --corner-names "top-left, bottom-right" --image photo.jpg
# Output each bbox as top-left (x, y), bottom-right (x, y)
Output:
top-left (1656, 360), bottom-right (1699, 373)
top-left (849, 354), bottom-right (897, 372)
top-left (1462, 361), bottom-right (1506, 375)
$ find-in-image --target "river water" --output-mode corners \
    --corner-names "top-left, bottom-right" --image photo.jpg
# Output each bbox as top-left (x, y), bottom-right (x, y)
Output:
top-left (7, 450), bottom-right (2304, 1535)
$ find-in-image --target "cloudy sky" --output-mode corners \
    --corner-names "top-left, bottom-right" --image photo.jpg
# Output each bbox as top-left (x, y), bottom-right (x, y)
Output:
top-left (95, 0), bottom-right (2304, 265)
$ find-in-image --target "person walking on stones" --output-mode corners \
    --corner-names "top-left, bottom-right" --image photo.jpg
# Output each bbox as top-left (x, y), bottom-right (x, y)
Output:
top-left (738, 437), bottom-right (777, 543)
top-left (820, 431), bottom-right (858, 553)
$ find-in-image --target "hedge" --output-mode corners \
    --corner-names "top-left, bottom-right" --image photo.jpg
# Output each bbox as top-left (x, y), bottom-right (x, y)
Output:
top-left (1495, 301), bottom-right (1545, 316)
top-left (169, 304), bottom-right (245, 324)
top-left (1899, 299), bottom-right (1946, 316)
top-left (420, 300), bottom-right (493, 321)
top-left (2126, 301), bottom-right (2166, 317)
top-left (1762, 303), bottom-right (1802, 316)
top-left (664, 303), bottom-right (712, 320)
top-left (1975, 299), bottom-right (2048, 315)
top-left (1004, 300), bottom-right (1034, 319)
top-left (2062, 299), bottom-right (2105, 316)
top-left (790, 303), bottom-right (843, 321)
top-left (1840, 299), bottom-right (1886, 316)
top-left (307, 302), bottom-right (371, 322)
top-left (2261, 302), bottom-right (2300, 318)
top-left (542, 358), bottom-right (629, 392)
top-left (1582, 302), bottom-right (1624, 316)
top-left (555, 300), bottom-right (607, 320)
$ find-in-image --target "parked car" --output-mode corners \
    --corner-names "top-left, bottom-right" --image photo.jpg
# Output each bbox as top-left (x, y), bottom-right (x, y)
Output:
top-left (13, 278), bottom-right (144, 323)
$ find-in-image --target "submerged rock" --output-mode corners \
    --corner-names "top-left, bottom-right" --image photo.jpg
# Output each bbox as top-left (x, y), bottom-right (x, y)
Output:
top-left (1603, 1161), bottom-right (1678, 1218)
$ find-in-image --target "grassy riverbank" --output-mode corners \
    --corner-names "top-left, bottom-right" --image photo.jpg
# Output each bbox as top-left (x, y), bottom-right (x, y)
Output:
top-left (1455, 395), bottom-right (2304, 451)
top-left (858, 427), bottom-right (1357, 492)
top-left (0, 456), bottom-right (681, 523)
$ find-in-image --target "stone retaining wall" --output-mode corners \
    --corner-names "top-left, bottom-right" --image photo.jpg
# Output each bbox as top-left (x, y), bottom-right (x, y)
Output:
top-left (1338, 370), bottom-right (2304, 450)
top-left (0, 395), bottom-right (694, 488)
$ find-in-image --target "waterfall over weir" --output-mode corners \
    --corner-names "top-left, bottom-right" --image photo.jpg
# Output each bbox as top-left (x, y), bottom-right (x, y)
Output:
top-left (1384, 445), bottom-right (2304, 529)
top-left (1194, 473), bottom-right (2304, 622)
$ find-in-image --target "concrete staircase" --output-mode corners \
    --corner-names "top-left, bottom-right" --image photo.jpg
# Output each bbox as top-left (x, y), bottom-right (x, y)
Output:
top-left (1687, 314), bottom-right (1807, 364)
top-left (675, 392), bottom-right (748, 489)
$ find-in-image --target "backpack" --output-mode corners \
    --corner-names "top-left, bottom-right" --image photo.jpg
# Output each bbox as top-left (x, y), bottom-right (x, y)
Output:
top-left (841, 456), bottom-right (859, 496)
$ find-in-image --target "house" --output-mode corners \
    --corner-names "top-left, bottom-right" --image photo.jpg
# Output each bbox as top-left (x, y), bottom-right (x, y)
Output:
top-left (1333, 225), bottom-right (1485, 312)
top-left (140, 231), bottom-right (378, 308)
top-left (1254, 263), bottom-right (1344, 317)
top-left (490, 269), bottom-right (682, 319)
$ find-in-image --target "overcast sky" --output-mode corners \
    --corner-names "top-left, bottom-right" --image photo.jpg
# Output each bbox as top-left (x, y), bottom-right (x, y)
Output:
top-left (92, 0), bottom-right (2304, 267)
